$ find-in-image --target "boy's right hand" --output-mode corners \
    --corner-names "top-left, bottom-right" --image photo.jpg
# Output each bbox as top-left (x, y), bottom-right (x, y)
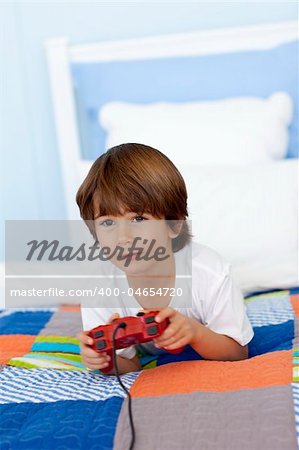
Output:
top-left (77, 313), bottom-right (120, 371)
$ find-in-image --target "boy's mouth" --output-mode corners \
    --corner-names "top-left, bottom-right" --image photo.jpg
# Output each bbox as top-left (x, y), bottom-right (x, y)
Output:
top-left (120, 250), bottom-right (142, 260)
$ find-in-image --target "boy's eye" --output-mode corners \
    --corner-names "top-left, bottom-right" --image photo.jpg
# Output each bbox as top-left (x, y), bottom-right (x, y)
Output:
top-left (99, 219), bottom-right (115, 227)
top-left (132, 215), bottom-right (148, 222)
top-left (98, 215), bottom-right (148, 227)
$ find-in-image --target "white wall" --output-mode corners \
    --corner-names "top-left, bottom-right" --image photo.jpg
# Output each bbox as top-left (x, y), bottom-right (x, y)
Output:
top-left (1, 2), bottom-right (297, 257)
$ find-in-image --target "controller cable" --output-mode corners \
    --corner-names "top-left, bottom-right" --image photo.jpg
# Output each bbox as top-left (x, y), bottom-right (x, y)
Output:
top-left (112, 322), bottom-right (135, 450)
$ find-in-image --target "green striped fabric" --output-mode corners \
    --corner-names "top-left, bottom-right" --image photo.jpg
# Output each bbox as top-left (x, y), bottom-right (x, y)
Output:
top-left (8, 335), bottom-right (86, 371)
top-left (8, 335), bottom-right (158, 371)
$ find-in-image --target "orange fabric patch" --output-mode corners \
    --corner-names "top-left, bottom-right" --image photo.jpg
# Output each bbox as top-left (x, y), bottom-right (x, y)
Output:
top-left (290, 294), bottom-right (299, 317)
top-left (59, 305), bottom-right (80, 312)
top-left (0, 335), bottom-right (36, 364)
top-left (131, 350), bottom-right (292, 397)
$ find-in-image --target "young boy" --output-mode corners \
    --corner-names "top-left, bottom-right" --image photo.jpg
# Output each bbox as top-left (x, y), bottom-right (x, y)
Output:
top-left (77, 143), bottom-right (254, 375)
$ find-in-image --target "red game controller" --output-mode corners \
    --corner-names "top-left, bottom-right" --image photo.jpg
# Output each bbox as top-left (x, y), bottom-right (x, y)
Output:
top-left (88, 310), bottom-right (184, 373)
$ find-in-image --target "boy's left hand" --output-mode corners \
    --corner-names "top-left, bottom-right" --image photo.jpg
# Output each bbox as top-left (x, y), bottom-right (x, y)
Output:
top-left (141, 307), bottom-right (201, 350)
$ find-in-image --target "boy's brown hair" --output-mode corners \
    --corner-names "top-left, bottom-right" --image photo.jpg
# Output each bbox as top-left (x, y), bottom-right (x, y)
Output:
top-left (76, 143), bottom-right (192, 251)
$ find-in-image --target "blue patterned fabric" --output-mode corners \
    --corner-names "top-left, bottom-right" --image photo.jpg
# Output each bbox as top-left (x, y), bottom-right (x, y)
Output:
top-left (0, 397), bottom-right (123, 450)
top-left (30, 342), bottom-right (81, 354)
top-left (0, 367), bottom-right (139, 450)
top-left (156, 345), bottom-right (203, 366)
top-left (246, 292), bottom-right (294, 327)
top-left (0, 367), bottom-right (139, 404)
top-left (248, 321), bottom-right (294, 357)
top-left (0, 311), bottom-right (54, 335)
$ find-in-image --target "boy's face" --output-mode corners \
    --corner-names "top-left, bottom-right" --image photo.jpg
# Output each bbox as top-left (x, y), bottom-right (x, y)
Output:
top-left (94, 210), bottom-right (180, 276)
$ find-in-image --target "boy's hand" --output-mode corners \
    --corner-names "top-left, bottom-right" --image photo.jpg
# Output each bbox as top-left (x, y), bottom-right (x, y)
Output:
top-left (151, 307), bottom-right (201, 350)
top-left (77, 313), bottom-right (120, 370)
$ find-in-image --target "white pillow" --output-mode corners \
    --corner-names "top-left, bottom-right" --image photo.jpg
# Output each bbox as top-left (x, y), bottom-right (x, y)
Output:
top-left (178, 159), bottom-right (298, 295)
top-left (99, 92), bottom-right (293, 165)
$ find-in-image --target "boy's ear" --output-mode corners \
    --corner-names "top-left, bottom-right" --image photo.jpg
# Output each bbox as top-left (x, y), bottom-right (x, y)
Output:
top-left (167, 220), bottom-right (184, 239)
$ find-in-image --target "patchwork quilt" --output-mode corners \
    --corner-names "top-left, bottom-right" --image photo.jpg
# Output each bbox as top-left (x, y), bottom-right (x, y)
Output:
top-left (0, 289), bottom-right (298, 449)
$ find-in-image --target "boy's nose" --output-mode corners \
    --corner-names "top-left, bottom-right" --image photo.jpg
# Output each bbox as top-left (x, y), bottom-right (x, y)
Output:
top-left (117, 221), bottom-right (133, 245)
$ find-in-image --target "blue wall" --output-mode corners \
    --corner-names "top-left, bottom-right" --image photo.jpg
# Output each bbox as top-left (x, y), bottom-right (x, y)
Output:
top-left (1, 2), bottom-right (297, 255)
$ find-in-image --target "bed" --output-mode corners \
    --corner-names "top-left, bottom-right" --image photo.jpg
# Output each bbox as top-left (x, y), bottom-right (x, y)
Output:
top-left (2, 20), bottom-right (298, 449)
top-left (1, 289), bottom-right (298, 448)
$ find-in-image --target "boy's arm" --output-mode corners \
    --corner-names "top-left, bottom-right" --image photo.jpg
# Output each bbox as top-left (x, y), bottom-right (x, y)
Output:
top-left (104, 354), bottom-right (142, 375)
top-left (185, 263), bottom-right (252, 362)
top-left (190, 320), bottom-right (248, 361)
top-left (154, 308), bottom-right (250, 362)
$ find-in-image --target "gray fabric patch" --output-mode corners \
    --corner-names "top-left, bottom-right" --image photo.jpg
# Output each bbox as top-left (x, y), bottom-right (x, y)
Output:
top-left (40, 311), bottom-right (83, 337)
top-left (114, 385), bottom-right (297, 450)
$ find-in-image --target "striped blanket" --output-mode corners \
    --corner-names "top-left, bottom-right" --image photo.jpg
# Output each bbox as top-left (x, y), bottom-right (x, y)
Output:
top-left (0, 289), bottom-right (298, 449)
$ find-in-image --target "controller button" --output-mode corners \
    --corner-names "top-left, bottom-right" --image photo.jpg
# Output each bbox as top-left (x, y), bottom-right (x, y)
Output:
top-left (147, 325), bottom-right (158, 336)
top-left (96, 340), bottom-right (106, 350)
top-left (94, 330), bottom-right (104, 338)
top-left (136, 312), bottom-right (145, 316)
top-left (145, 316), bottom-right (155, 324)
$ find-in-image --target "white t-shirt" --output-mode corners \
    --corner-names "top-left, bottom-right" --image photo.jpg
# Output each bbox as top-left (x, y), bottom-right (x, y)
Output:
top-left (81, 241), bottom-right (254, 359)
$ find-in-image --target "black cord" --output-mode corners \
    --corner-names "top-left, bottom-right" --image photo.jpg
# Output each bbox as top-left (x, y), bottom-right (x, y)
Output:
top-left (112, 323), bottom-right (136, 450)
